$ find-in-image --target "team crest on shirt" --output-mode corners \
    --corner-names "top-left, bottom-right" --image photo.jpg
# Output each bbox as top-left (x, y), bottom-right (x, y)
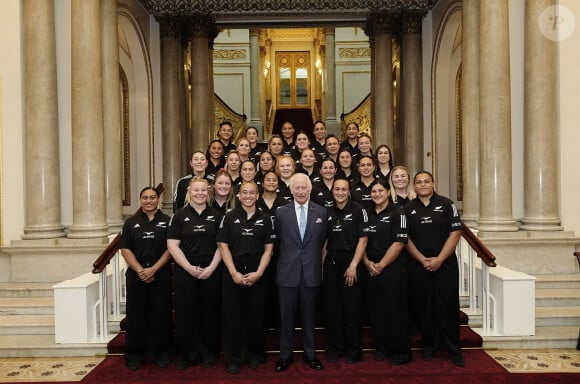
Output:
top-left (156, 222), bottom-right (167, 228)
top-left (254, 219), bottom-right (264, 226)
top-left (206, 215), bottom-right (216, 222)
top-left (364, 225), bottom-right (377, 233)
top-left (420, 216), bottom-right (433, 224)
top-left (142, 231), bottom-right (155, 239)
top-left (312, 177), bottom-right (321, 182)
top-left (343, 214), bottom-right (353, 221)
top-left (433, 206), bottom-right (444, 212)
top-left (380, 216), bottom-right (391, 223)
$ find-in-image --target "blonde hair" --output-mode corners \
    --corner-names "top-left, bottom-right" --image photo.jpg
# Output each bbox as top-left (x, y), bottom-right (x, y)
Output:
top-left (389, 165), bottom-right (416, 204)
top-left (185, 177), bottom-right (211, 207)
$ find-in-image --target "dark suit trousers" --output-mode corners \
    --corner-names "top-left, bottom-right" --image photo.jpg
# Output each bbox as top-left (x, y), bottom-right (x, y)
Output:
top-left (125, 265), bottom-right (173, 360)
top-left (278, 274), bottom-right (318, 360)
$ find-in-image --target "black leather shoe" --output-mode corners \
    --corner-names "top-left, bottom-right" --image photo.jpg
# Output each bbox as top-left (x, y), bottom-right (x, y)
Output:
top-left (275, 358), bottom-right (292, 372)
top-left (303, 355), bottom-right (323, 370)
top-left (421, 349), bottom-right (434, 361)
top-left (451, 354), bottom-right (465, 367)
top-left (125, 359), bottom-right (142, 371)
top-left (227, 363), bottom-right (240, 374)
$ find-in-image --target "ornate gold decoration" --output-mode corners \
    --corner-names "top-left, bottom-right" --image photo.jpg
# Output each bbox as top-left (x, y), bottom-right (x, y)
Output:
top-left (120, 67), bottom-right (131, 207)
top-left (269, 28), bottom-right (317, 39)
top-left (214, 94), bottom-right (247, 142)
top-left (338, 47), bottom-right (371, 59)
top-left (139, 1), bottom-right (437, 19)
top-left (213, 49), bottom-right (247, 61)
top-left (341, 94), bottom-right (372, 140)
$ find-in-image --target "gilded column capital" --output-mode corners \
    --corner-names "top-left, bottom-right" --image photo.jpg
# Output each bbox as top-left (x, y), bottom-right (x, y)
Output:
top-left (158, 16), bottom-right (183, 41)
top-left (401, 12), bottom-right (425, 35)
top-left (249, 28), bottom-right (260, 37)
top-left (364, 11), bottom-right (398, 39)
top-left (324, 27), bottom-right (335, 37)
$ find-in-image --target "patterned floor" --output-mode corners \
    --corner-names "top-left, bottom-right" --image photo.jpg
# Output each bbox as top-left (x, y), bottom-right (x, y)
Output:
top-left (0, 350), bottom-right (579, 382)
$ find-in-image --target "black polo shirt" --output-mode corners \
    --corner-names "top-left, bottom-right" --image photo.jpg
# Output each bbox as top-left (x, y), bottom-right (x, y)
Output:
top-left (205, 158), bottom-right (226, 181)
top-left (277, 181), bottom-right (293, 202)
top-left (249, 143), bottom-right (268, 164)
top-left (311, 141), bottom-right (327, 160)
top-left (310, 182), bottom-right (334, 209)
top-left (257, 195), bottom-right (289, 224)
top-left (326, 200), bottom-right (368, 254)
top-left (167, 205), bottom-right (222, 264)
top-left (119, 210), bottom-right (170, 267)
top-left (296, 166), bottom-right (322, 184)
top-left (404, 193), bottom-right (461, 258)
top-left (217, 207), bottom-right (275, 258)
top-left (364, 203), bottom-right (408, 263)
top-left (350, 179), bottom-right (374, 212)
top-left (222, 141), bottom-right (237, 156)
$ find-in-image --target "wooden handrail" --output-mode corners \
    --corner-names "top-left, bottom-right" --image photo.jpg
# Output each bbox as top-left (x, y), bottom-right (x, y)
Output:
top-left (92, 183), bottom-right (164, 274)
top-left (460, 220), bottom-right (497, 267)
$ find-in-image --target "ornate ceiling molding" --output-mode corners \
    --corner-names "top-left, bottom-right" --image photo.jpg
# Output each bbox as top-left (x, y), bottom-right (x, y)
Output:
top-left (139, 1), bottom-right (437, 27)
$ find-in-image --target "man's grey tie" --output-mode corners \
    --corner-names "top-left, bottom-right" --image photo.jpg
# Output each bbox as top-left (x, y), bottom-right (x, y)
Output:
top-left (299, 205), bottom-right (306, 240)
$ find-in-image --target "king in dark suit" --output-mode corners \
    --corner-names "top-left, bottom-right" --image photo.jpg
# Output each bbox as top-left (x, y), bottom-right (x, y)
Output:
top-left (274, 173), bottom-right (328, 372)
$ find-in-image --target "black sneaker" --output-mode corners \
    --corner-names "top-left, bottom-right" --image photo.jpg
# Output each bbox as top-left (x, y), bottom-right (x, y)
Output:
top-left (125, 359), bottom-right (142, 370)
top-left (227, 363), bottom-right (240, 374)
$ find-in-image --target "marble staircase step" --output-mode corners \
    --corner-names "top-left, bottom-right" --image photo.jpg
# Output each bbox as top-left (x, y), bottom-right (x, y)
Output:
top-left (0, 297), bottom-right (54, 315)
top-left (536, 306), bottom-right (580, 327)
top-left (0, 314), bottom-right (54, 335)
top-left (0, 334), bottom-right (107, 358)
top-left (481, 325), bottom-right (579, 349)
top-left (536, 288), bottom-right (580, 307)
top-left (534, 273), bottom-right (580, 289)
top-left (0, 283), bottom-right (54, 298)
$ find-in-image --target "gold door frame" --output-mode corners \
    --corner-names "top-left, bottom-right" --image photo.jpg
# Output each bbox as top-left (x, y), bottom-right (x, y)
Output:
top-left (275, 51), bottom-right (311, 109)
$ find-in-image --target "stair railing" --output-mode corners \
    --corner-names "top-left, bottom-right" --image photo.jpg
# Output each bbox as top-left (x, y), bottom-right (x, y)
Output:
top-left (457, 221), bottom-right (498, 334)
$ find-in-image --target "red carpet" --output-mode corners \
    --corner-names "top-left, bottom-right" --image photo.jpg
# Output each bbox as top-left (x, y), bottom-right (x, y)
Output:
top-left (74, 350), bottom-right (578, 384)
top-left (107, 325), bottom-right (483, 354)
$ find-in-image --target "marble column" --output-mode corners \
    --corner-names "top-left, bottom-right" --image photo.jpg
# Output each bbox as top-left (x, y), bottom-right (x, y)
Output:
top-left (477, 0), bottom-right (518, 232)
top-left (189, 14), bottom-right (217, 153)
top-left (160, 17), bottom-right (184, 211)
top-left (365, 12), bottom-right (395, 148)
top-left (400, 12), bottom-right (424, 176)
top-left (521, 0), bottom-right (562, 231)
top-left (324, 28), bottom-right (341, 137)
top-left (101, 0), bottom-right (123, 232)
top-left (461, 0), bottom-right (480, 227)
top-left (68, 0), bottom-right (109, 238)
top-left (22, 0), bottom-right (65, 239)
top-left (249, 29), bottom-right (263, 135)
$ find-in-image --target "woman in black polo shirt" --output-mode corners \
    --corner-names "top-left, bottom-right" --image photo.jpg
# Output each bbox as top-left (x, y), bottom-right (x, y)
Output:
top-left (167, 177), bottom-right (223, 370)
top-left (218, 181), bottom-right (275, 374)
top-left (119, 186), bottom-right (172, 370)
top-left (403, 171), bottom-right (464, 367)
top-left (350, 155), bottom-right (377, 212)
top-left (322, 178), bottom-right (368, 363)
top-left (310, 157), bottom-right (337, 209)
top-left (363, 178), bottom-right (411, 366)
